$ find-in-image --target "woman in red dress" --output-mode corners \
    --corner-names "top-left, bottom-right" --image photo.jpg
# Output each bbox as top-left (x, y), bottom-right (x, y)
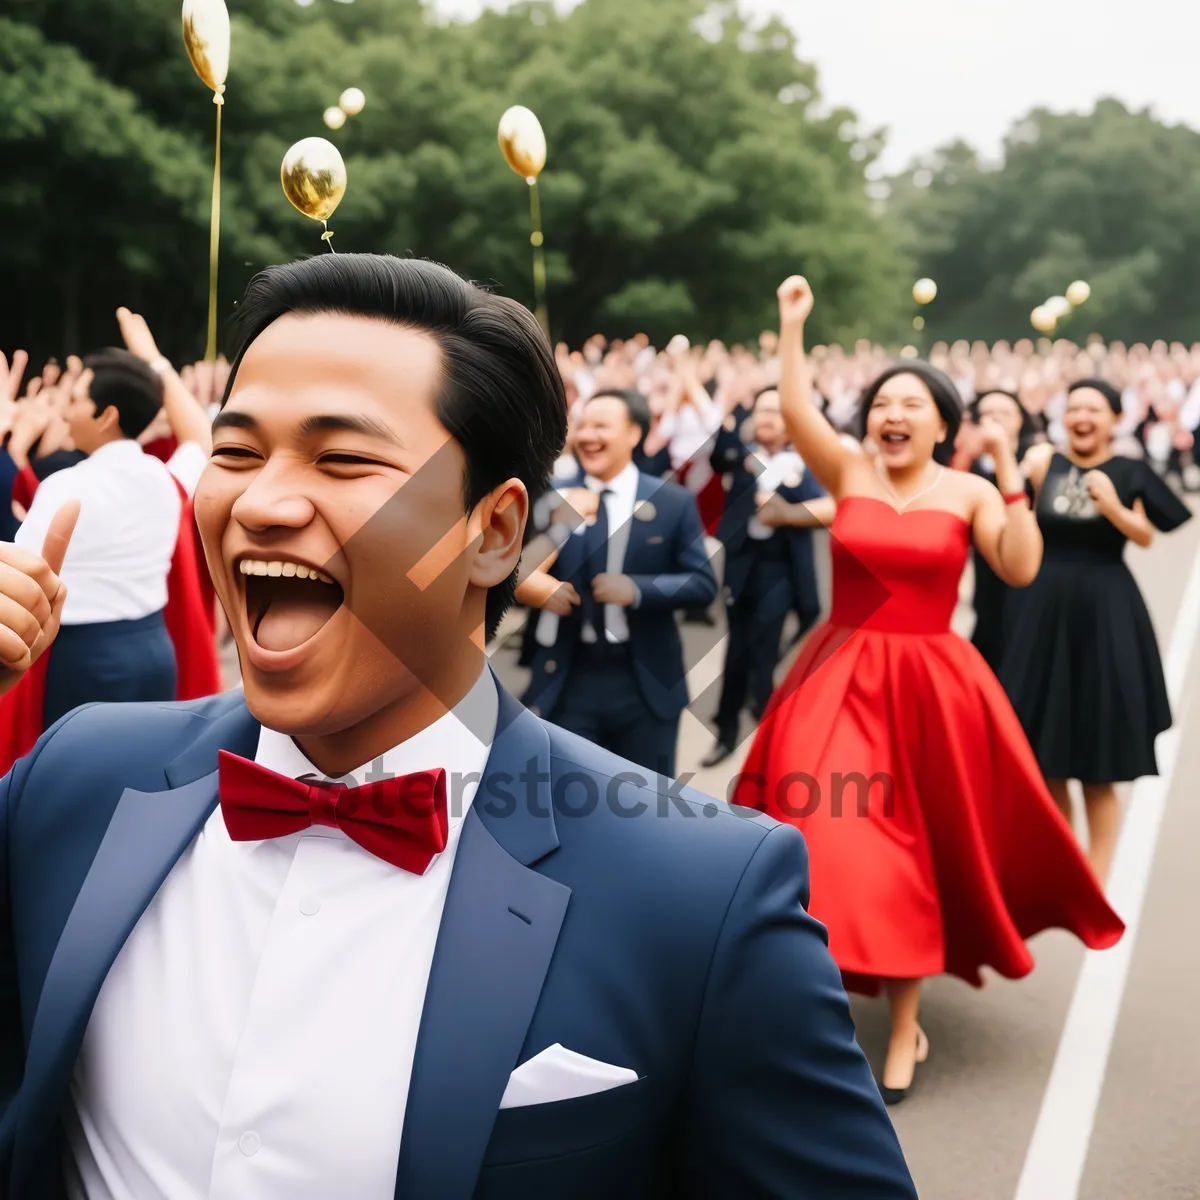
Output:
top-left (734, 278), bottom-right (1123, 1103)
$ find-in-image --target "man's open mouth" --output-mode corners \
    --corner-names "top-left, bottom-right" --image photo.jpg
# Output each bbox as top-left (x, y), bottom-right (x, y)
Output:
top-left (238, 558), bottom-right (346, 653)
top-left (880, 432), bottom-right (910, 445)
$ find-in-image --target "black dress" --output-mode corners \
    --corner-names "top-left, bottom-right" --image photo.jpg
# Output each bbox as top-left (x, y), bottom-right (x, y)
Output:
top-left (999, 453), bottom-right (1192, 782)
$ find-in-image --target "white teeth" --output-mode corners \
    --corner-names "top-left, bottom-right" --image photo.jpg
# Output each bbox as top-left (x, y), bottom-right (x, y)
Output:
top-left (238, 559), bottom-right (335, 584)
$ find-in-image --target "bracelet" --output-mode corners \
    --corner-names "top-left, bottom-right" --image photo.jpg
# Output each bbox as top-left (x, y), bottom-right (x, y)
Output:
top-left (1002, 491), bottom-right (1028, 506)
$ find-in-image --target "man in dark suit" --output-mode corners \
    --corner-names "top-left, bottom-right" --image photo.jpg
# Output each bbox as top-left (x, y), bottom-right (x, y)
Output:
top-left (703, 386), bottom-right (829, 766)
top-left (521, 389), bottom-right (716, 778)
top-left (0, 255), bottom-right (915, 1200)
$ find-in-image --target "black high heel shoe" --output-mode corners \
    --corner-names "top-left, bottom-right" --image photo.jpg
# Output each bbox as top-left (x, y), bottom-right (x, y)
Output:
top-left (878, 1025), bottom-right (929, 1106)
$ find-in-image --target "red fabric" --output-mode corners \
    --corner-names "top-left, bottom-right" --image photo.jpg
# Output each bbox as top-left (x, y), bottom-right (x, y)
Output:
top-left (0, 652), bottom-right (49, 776)
top-left (166, 478), bottom-right (222, 698)
top-left (12, 466), bottom-right (38, 513)
top-left (734, 496), bottom-right (1124, 995)
top-left (141, 435), bottom-right (179, 463)
top-left (674, 459), bottom-right (725, 536)
top-left (218, 751), bottom-right (448, 874)
top-left (142, 439), bottom-right (217, 629)
top-left (0, 468), bottom-right (222, 777)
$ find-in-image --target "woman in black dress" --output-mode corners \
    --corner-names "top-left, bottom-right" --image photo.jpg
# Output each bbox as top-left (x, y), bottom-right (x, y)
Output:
top-left (1001, 379), bottom-right (1192, 879)
top-left (966, 389), bottom-right (1044, 672)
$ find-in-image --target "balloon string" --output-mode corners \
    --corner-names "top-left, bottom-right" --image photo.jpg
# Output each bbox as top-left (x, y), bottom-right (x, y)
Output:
top-left (321, 223), bottom-right (337, 253)
top-left (528, 178), bottom-right (548, 338)
top-left (205, 93), bottom-right (223, 363)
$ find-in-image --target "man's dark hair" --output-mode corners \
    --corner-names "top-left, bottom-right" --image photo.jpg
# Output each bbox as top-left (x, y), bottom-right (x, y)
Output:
top-left (587, 387), bottom-right (651, 441)
top-left (82, 348), bottom-right (163, 440)
top-left (223, 253), bottom-right (568, 638)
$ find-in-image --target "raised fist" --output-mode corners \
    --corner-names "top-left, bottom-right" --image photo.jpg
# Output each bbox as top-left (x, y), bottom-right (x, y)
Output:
top-left (777, 276), bottom-right (814, 327)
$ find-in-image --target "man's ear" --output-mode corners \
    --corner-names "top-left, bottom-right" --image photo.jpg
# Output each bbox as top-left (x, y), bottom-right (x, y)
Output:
top-left (96, 405), bottom-right (122, 437)
top-left (469, 478), bottom-right (528, 591)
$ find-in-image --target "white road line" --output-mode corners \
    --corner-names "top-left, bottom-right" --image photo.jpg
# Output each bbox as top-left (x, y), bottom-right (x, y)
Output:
top-left (1014, 539), bottom-right (1200, 1200)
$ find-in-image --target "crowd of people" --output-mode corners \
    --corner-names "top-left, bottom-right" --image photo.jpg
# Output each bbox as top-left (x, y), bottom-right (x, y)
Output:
top-left (0, 259), bottom-right (1193, 1193)
top-left (515, 287), bottom-right (1193, 1101)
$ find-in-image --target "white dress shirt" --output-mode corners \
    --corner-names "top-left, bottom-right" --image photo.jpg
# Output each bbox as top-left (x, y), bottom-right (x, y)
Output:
top-left (63, 668), bottom-right (499, 1200)
top-left (536, 461), bottom-right (640, 648)
top-left (746, 449), bottom-right (805, 541)
top-left (657, 395), bottom-right (723, 471)
top-left (14, 439), bottom-right (207, 625)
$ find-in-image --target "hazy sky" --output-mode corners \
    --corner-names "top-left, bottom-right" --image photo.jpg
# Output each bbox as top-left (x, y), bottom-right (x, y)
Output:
top-left (432, 0), bottom-right (1200, 172)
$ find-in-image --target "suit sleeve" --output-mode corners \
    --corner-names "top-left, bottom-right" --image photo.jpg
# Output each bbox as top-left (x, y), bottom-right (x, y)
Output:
top-left (798, 468), bottom-right (827, 502)
top-left (0, 706), bottom-right (99, 1151)
top-left (710, 420), bottom-right (749, 474)
top-left (684, 824), bottom-right (917, 1198)
top-left (627, 494), bottom-right (717, 611)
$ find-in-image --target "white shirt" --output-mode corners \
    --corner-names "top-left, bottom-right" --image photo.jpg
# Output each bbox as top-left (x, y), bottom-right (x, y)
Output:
top-left (657, 394), bottom-right (723, 470)
top-left (536, 461), bottom-right (639, 648)
top-left (14, 439), bottom-right (208, 625)
top-left (746, 448), bottom-right (806, 540)
top-left (63, 668), bottom-right (499, 1200)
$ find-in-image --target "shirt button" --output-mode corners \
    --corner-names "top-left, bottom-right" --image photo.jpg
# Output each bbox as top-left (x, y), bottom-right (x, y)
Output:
top-left (299, 895), bottom-right (321, 916)
top-left (239, 1131), bottom-right (261, 1157)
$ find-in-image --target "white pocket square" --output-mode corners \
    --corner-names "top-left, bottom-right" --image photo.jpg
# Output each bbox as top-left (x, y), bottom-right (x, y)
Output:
top-left (499, 1043), bottom-right (638, 1109)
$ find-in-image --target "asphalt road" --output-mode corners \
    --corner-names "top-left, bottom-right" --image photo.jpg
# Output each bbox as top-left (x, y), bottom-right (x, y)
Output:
top-left (220, 513), bottom-right (1200, 1199)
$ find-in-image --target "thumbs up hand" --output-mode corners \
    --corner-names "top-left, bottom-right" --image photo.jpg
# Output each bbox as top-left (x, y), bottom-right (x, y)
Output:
top-left (0, 502), bottom-right (80, 697)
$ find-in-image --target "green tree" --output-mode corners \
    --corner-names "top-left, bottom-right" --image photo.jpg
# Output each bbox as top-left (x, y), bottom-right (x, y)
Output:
top-left (888, 99), bottom-right (1200, 344)
top-left (2, 0), bottom-right (908, 363)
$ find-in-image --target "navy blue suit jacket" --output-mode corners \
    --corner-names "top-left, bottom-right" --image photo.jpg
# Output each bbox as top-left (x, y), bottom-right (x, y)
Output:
top-left (712, 425), bottom-right (825, 627)
top-left (0, 686), bottom-right (915, 1199)
top-left (523, 472), bottom-right (717, 722)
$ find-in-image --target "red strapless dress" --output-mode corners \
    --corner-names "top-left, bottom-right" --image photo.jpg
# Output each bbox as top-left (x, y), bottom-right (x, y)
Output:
top-left (734, 496), bottom-right (1124, 994)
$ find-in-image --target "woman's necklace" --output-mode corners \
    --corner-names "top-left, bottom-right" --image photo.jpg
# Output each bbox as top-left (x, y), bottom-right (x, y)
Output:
top-left (876, 461), bottom-right (945, 511)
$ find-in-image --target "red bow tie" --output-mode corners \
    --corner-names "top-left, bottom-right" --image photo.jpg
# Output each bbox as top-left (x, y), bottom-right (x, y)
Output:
top-left (217, 751), bottom-right (448, 874)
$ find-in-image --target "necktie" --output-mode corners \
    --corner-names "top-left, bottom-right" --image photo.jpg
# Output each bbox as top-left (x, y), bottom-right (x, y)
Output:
top-left (578, 489), bottom-right (611, 643)
top-left (217, 751), bottom-right (448, 874)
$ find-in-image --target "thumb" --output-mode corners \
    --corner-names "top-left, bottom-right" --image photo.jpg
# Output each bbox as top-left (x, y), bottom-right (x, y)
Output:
top-left (41, 501), bottom-right (81, 575)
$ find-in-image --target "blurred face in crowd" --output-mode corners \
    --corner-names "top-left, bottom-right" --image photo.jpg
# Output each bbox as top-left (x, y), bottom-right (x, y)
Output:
top-left (194, 313), bottom-right (523, 745)
top-left (866, 372), bottom-right (947, 471)
top-left (752, 389), bottom-right (787, 452)
top-left (65, 370), bottom-right (114, 454)
top-left (1064, 387), bottom-right (1116, 459)
top-left (573, 394), bottom-right (641, 481)
top-left (975, 391), bottom-right (1024, 452)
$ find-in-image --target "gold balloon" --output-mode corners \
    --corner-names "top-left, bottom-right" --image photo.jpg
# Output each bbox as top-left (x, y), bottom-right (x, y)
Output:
top-left (182, 0), bottom-right (230, 94)
top-left (281, 138), bottom-right (347, 223)
top-left (498, 106), bottom-right (547, 180)
top-left (339, 87), bottom-right (365, 116)
top-left (1045, 295), bottom-right (1072, 319)
top-left (323, 106), bottom-right (347, 131)
top-left (1067, 280), bottom-right (1091, 306)
top-left (912, 315), bottom-right (925, 331)
top-left (912, 278), bottom-right (937, 305)
top-left (1030, 306), bottom-right (1057, 335)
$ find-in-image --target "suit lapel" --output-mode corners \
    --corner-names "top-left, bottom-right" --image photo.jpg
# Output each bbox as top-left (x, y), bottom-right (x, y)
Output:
top-left (9, 701), bottom-right (259, 1194)
top-left (621, 472), bottom-right (663, 575)
top-left (394, 687), bottom-right (569, 1200)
